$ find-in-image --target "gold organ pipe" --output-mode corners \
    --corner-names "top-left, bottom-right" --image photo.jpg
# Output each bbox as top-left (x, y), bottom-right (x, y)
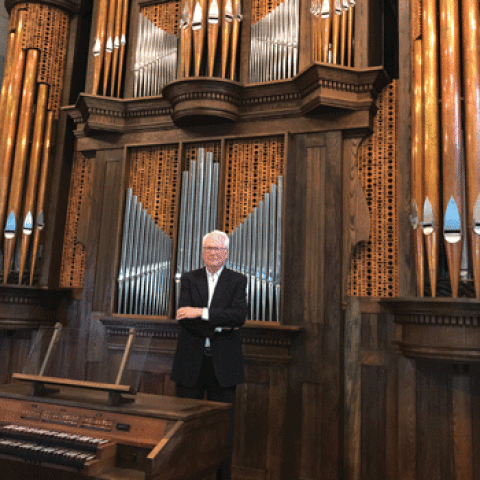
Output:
top-left (229, 0), bottom-right (242, 80)
top-left (322, 3), bottom-right (331, 62)
top-left (92, 0), bottom-right (109, 94)
top-left (221, 0), bottom-right (233, 78)
top-left (110, 0), bottom-right (124, 96)
top-left (185, 0), bottom-right (194, 77)
top-left (439, 0), bottom-right (462, 298)
top-left (207, 0), bottom-right (220, 77)
top-left (340, 8), bottom-right (347, 65)
top-left (0, 11), bottom-right (27, 249)
top-left (117, 0), bottom-right (129, 95)
top-left (412, 39), bottom-right (424, 296)
top-left (331, 6), bottom-right (340, 64)
top-left (103, 0), bottom-right (117, 95)
top-left (193, 0), bottom-right (206, 77)
top-left (3, 48), bottom-right (39, 283)
top-left (0, 32), bottom-right (16, 127)
top-left (461, 0), bottom-right (480, 298)
top-left (422, 0), bottom-right (440, 297)
top-left (30, 112), bottom-right (55, 286)
top-left (18, 83), bottom-right (49, 284)
top-left (347, 3), bottom-right (353, 66)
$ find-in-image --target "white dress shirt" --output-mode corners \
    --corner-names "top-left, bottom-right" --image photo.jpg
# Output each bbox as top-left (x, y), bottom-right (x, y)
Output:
top-left (202, 267), bottom-right (223, 347)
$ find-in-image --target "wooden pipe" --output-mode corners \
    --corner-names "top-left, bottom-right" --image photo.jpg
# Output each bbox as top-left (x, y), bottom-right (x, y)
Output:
top-left (180, 0), bottom-right (189, 78)
top-left (110, 0), bottom-right (124, 96)
top-left (439, 0), bottom-right (462, 297)
top-left (92, 0), bottom-right (109, 94)
top-left (421, 0), bottom-right (440, 297)
top-left (207, 0), bottom-right (220, 77)
top-left (0, 11), bottom-right (27, 249)
top-left (4, 48), bottom-right (39, 284)
top-left (229, 0), bottom-right (242, 79)
top-left (221, 0), bottom-right (233, 78)
top-left (461, 0), bottom-right (480, 298)
top-left (411, 38), bottom-right (424, 296)
top-left (116, 0), bottom-right (129, 96)
top-left (18, 83), bottom-right (49, 284)
top-left (185, 0), bottom-right (194, 77)
top-left (30, 112), bottom-right (55, 285)
top-left (103, 0), bottom-right (118, 95)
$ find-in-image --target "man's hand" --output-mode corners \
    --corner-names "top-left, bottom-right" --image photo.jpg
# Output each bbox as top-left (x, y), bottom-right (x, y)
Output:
top-left (176, 307), bottom-right (204, 320)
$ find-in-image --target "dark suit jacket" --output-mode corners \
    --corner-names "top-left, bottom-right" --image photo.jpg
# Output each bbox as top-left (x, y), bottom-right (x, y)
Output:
top-left (171, 267), bottom-right (247, 388)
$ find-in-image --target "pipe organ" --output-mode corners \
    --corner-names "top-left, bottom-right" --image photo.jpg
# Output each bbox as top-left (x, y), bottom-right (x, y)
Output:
top-left (410, 0), bottom-right (480, 298)
top-left (0, 4), bottom-right (69, 286)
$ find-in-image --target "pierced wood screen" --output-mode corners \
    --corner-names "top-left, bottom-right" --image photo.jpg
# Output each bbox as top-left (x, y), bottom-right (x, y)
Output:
top-left (128, 145), bottom-right (180, 237)
top-left (60, 152), bottom-right (94, 288)
top-left (223, 136), bottom-right (284, 233)
top-left (11, 3), bottom-right (69, 117)
top-left (411, 0), bottom-right (422, 41)
top-left (251, 0), bottom-right (285, 23)
top-left (348, 81), bottom-right (399, 297)
top-left (140, 1), bottom-right (180, 35)
top-left (183, 141), bottom-right (222, 171)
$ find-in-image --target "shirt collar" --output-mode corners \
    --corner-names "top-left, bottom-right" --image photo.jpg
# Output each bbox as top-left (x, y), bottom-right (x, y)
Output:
top-left (206, 266), bottom-right (224, 280)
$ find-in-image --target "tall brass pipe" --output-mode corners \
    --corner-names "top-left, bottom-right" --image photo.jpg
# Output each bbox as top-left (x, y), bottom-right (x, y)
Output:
top-left (461, 0), bottom-right (480, 298)
top-left (180, 1), bottom-right (188, 78)
top-left (185, 0), bottom-right (194, 77)
top-left (30, 112), bottom-right (54, 286)
top-left (0, 32), bottom-right (16, 128)
top-left (331, 5), bottom-right (340, 64)
top-left (439, 0), bottom-right (462, 297)
top-left (207, 0), bottom-right (220, 77)
top-left (103, 0), bottom-right (118, 95)
top-left (340, 8), bottom-right (347, 65)
top-left (347, 3), bottom-right (354, 66)
top-left (18, 83), bottom-right (49, 284)
top-left (92, 0), bottom-right (109, 94)
top-left (116, 0), bottom-right (129, 95)
top-left (229, 0), bottom-right (242, 80)
top-left (110, 0), bottom-right (124, 96)
top-left (3, 48), bottom-right (39, 284)
top-left (192, 0), bottom-right (206, 76)
top-left (0, 11), bottom-right (27, 250)
top-left (221, 0), bottom-right (233, 78)
top-left (422, 0), bottom-right (440, 297)
top-left (321, 2), bottom-right (331, 62)
top-left (412, 39), bottom-right (425, 296)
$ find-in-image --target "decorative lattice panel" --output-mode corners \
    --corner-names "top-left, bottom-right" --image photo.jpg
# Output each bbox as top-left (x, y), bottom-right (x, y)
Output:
top-left (348, 81), bottom-right (399, 297)
top-left (251, 0), bottom-right (286, 24)
top-left (60, 152), bottom-right (94, 288)
top-left (128, 145), bottom-right (181, 237)
top-left (411, 0), bottom-right (422, 41)
top-left (11, 3), bottom-right (69, 117)
top-left (183, 141), bottom-right (222, 172)
top-left (223, 136), bottom-right (284, 233)
top-left (140, 1), bottom-right (180, 35)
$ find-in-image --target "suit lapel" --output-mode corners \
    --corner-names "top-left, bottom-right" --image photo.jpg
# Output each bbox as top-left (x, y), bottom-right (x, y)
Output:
top-left (210, 268), bottom-right (230, 308)
top-left (195, 268), bottom-right (209, 306)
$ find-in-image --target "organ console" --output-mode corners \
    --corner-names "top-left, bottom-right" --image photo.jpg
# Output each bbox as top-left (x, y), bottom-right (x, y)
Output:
top-left (0, 325), bottom-right (230, 479)
top-left (0, 380), bottom-right (230, 480)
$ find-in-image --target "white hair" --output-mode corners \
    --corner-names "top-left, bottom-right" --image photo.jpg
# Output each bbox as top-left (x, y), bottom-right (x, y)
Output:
top-left (202, 230), bottom-right (229, 250)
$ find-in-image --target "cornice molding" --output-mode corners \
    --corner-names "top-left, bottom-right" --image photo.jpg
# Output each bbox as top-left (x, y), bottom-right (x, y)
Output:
top-left (5, 0), bottom-right (82, 14)
top-left (63, 64), bottom-right (389, 135)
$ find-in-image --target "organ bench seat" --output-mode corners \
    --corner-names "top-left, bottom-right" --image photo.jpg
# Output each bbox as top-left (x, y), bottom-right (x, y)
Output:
top-left (0, 382), bottom-right (230, 480)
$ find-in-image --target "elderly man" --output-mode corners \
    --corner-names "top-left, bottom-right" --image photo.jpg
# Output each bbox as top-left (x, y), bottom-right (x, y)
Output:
top-left (172, 230), bottom-right (247, 480)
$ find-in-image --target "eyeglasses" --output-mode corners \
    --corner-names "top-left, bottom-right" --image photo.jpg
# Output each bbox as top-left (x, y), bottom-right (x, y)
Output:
top-left (203, 246), bottom-right (227, 251)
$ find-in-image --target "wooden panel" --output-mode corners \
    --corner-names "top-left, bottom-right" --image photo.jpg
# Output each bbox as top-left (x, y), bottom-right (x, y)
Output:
top-left (300, 382), bottom-right (321, 480)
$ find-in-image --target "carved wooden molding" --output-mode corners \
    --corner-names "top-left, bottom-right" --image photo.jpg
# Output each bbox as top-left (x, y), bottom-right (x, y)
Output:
top-left (99, 315), bottom-right (300, 365)
top-left (63, 65), bottom-right (389, 135)
top-left (0, 286), bottom-right (69, 330)
top-left (383, 298), bottom-right (480, 362)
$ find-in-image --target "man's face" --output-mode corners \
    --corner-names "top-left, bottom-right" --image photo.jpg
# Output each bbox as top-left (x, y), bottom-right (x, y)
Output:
top-left (203, 233), bottom-right (229, 271)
